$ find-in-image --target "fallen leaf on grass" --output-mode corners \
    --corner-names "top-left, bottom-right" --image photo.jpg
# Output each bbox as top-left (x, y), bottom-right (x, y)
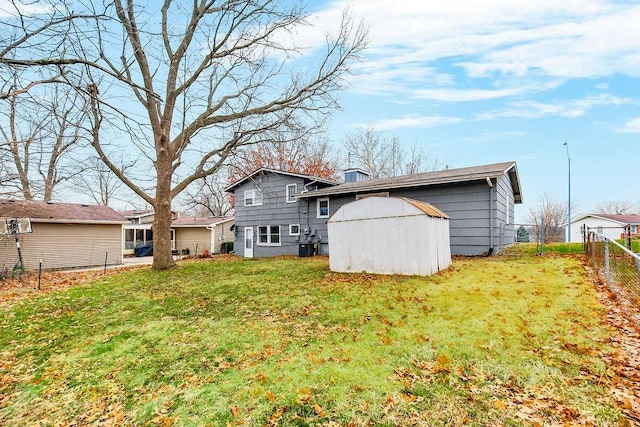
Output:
top-left (231, 405), bottom-right (240, 417)
top-left (401, 392), bottom-right (417, 403)
top-left (493, 400), bottom-right (506, 411)
top-left (313, 402), bottom-right (325, 417)
top-left (267, 407), bottom-right (286, 425)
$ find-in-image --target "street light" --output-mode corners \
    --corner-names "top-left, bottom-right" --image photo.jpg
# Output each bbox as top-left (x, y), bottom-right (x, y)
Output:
top-left (563, 142), bottom-right (571, 242)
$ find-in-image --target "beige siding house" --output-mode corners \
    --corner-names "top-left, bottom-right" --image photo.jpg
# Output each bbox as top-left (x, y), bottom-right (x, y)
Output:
top-left (0, 199), bottom-right (126, 271)
top-left (120, 210), bottom-right (235, 256)
top-left (173, 217), bottom-right (234, 256)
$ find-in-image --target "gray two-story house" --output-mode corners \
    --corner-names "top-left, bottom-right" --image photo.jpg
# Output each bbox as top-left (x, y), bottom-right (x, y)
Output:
top-left (226, 161), bottom-right (522, 257)
top-left (224, 169), bottom-right (338, 257)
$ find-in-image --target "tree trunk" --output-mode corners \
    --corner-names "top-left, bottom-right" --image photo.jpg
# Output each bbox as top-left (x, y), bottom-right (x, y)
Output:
top-left (152, 156), bottom-right (176, 270)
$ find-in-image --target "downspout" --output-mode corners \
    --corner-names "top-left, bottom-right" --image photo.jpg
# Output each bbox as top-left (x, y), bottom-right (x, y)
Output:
top-left (206, 224), bottom-right (215, 254)
top-left (486, 177), bottom-right (494, 255)
top-left (302, 180), bottom-right (318, 243)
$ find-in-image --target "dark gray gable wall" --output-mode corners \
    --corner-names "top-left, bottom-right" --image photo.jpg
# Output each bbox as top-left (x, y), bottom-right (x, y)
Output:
top-left (233, 172), bottom-right (326, 257)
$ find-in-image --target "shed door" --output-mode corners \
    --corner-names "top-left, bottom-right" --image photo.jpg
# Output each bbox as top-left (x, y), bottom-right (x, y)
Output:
top-left (244, 227), bottom-right (254, 258)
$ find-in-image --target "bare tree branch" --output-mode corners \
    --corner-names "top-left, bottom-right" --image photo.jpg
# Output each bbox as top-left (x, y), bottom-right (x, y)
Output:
top-left (0, 0), bottom-right (368, 269)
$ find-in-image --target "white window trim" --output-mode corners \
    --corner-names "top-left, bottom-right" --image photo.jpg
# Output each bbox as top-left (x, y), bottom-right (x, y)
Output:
top-left (317, 198), bottom-right (330, 218)
top-left (286, 184), bottom-right (297, 203)
top-left (289, 224), bottom-right (300, 236)
top-left (244, 189), bottom-right (263, 207)
top-left (257, 225), bottom-right (281, 246)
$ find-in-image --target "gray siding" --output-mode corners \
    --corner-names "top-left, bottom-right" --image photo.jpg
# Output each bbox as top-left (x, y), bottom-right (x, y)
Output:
top-left (233, 171), bottom-right (518, 258)
top-left (234, 174), bottom-right (321, 257)
top-left (320, 181), bottom-right (494, 256)
top-left (494, 173), bottom-right (516, 252)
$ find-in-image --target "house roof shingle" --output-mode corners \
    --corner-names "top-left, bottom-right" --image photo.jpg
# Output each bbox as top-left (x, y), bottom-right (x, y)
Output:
top-left (171, 216), bottom-right (233, 227)
top-left (573, 213), bottom-right (640, 225)
top-left (0, 199), bottom-right (127, 224)
top-left (120, 209), bottom-right (154, 219)
top-left (224, 168), bottom-right (338, 192)
top-left (297, 161), bottom-right (522, 203)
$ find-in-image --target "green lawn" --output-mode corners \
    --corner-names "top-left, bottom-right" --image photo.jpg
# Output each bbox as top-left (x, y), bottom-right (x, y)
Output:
top-left (0, 255), bottom-right (623, 425)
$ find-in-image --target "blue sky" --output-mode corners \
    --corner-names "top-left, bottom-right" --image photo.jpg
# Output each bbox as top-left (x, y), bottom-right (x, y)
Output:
top-left (302, 0), bottom-right (640, 222)
top-left (2, 0), bottom-right (637, 221)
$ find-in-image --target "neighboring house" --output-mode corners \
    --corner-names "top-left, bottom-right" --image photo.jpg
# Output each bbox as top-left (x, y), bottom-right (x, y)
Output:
top-left (226, 161), bottom-right (522, 257)
top-left (121, 209), bottom-right (173, 256)
top-left (172, 216), bottom-right (234, 255)
top-left (569, 213), bottom-right (640, 242)
top-left (121, 210), bottom-right (234, 256)
top-left (0, 199), bottom-right (126, 270)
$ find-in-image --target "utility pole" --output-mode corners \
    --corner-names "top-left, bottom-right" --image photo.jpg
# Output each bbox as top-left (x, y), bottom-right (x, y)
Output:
top-left (563, 142), bottom-right (571, 243)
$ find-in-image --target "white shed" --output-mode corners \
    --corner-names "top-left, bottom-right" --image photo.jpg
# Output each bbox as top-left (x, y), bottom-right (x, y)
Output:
top-left (327, 196), bottom-right (451, 276)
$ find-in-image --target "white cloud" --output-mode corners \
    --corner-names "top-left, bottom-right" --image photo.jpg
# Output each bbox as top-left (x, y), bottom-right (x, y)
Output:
top-left (0, 0), bottom-right (52, 17)
top-left (351, 115), bottom-right (462, 131)
top-left (616, 117), bottom-right (640, 133)
top-left (477, 94), bottom-right (629, 120)
top-left (306, 1), bottom-right (640, 98)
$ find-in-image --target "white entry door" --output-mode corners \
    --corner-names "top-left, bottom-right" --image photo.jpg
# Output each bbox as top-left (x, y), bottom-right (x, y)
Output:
top-left (244, 227), bottom-right (254, 258)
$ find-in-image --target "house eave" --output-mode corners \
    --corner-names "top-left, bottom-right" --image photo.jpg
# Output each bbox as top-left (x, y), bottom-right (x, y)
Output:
top-left (31, 218), bottom-right (128, 225)
top-left (224, 168), bottom-right (338, 192)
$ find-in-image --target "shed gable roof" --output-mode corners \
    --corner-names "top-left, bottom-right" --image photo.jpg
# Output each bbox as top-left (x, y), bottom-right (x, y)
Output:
top-left (171, 216), bottom-right (233, 227)
top-left (298, 161), bottom-right (522, 203)
top-left (0, 199), bottom-right (127, 224)
top-left (328, 196), bottom-right (449, 222)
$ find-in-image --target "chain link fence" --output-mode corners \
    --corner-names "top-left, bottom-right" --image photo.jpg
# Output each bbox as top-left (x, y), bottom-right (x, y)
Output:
top-left (585, 231), bottom-right (640, 319)
top-left (512, 223), bottom-right (565, 254)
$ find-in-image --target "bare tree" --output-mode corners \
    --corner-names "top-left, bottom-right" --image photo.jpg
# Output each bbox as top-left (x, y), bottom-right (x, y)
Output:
top-left (0, 147), bottom-right (17, 197)
top-left (595, 200), bottom-right (635, 215)
top-left (0, 78), bottom-right (88, 202)
top-left (1, 1), bottom-right (367, 269)
top-left (228, 136), bottom-right (340, 182)
top-left (526, 194), bottom-right (573, 242)
top-left (343, 126), bottom-right (444, 178)
top-left (181, 172), bottom-right (234, 218)
top-left (70, 156), bottom-right (135, 206)
top-left (181, 135), bottom-right (339, 217)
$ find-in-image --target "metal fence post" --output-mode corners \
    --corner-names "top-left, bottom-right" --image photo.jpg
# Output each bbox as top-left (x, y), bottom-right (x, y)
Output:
top-left (540, 215), bottom-right (545, 255)
top-left (604, 240), bottom-right (611, 287)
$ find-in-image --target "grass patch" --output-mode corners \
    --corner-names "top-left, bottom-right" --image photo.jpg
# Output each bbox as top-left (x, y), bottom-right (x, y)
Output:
top-left (0, 255), bottom-right (622, 425)
top-left (508, 242), bottom-right (585, 255)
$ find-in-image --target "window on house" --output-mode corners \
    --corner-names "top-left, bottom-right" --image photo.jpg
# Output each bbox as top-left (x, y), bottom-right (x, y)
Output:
top-left (257, 225), bottom-right (281, 245)
top-left (631, 225), bottom-right (638, 234)
top-left (597, 226), bottom-right (603, 234)
top-left (317, 198), bottom-right (329, 218)
top-left (244, 189), bottom-right (263, 206)
top-left (289, 224), bottom-right (300, 236)
top-left (286, 184), bottom-right (297, 203)
top-left (124, 229), bottom-right (134, 249)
